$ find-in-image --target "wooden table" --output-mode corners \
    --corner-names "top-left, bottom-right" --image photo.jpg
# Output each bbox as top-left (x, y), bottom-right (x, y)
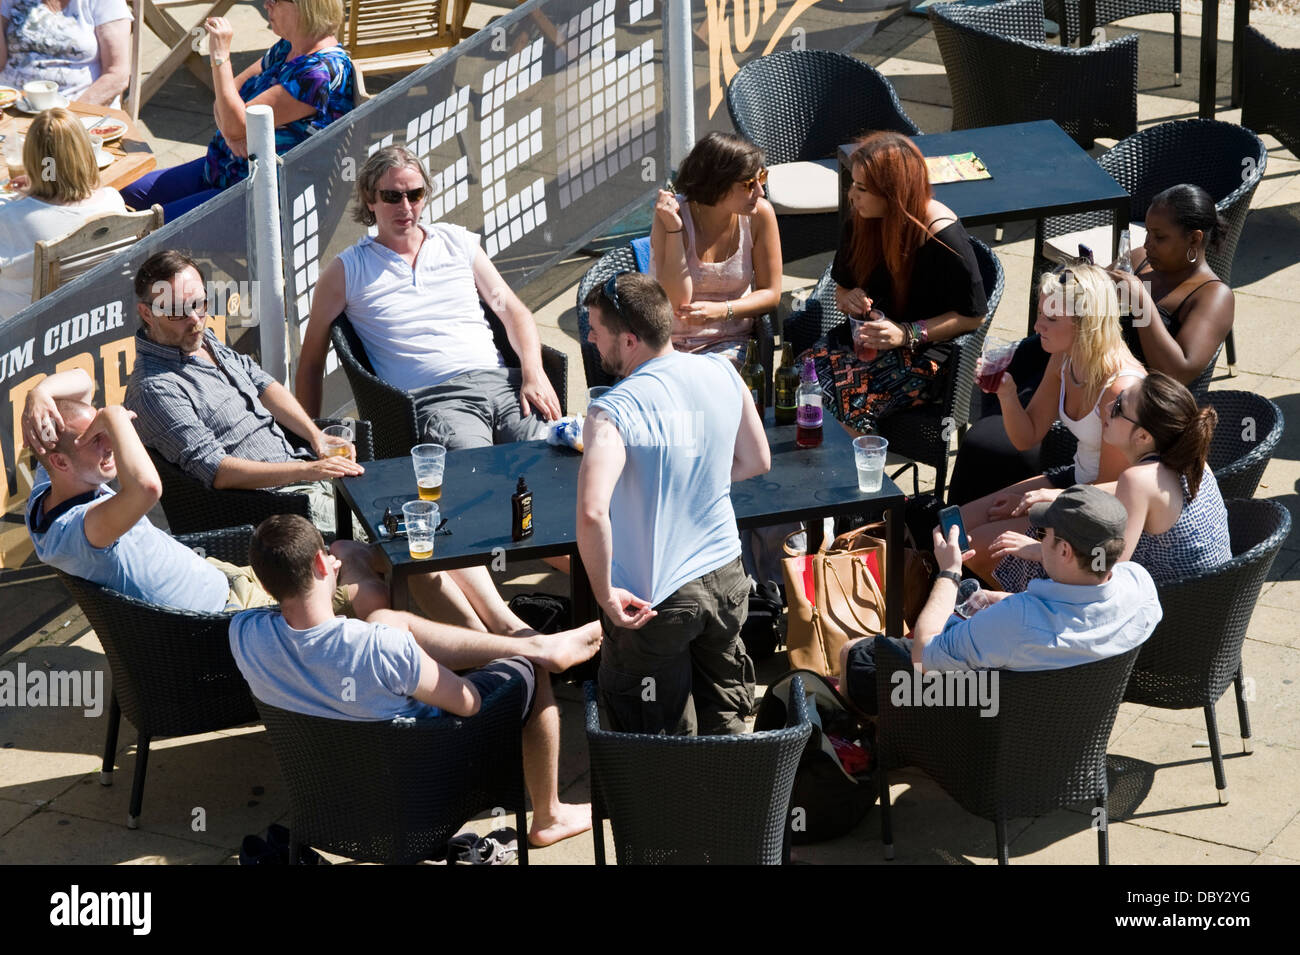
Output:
top-left (0, 99), bottom-right (156, 191)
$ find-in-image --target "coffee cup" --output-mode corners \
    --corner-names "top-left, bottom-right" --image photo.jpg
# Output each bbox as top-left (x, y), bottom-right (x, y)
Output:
top-left (22, 80), bottom-right (58, 110)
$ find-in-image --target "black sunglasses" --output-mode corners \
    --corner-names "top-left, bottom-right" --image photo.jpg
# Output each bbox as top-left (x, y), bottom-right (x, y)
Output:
top-left (377, 188), bottom-right (426, 204)
top-left (603, 270), bottom-right (631, 316)
top-left (1110, 392), bottom-right (1141, 427)
top-left (155, 296), bottom-right (208, 321)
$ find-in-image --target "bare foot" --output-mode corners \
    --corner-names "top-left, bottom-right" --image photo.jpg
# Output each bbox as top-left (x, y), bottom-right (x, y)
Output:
top-left (529, 802), bottom-right (592, 848)
top-left (530, 621), bottom-right (602, 673)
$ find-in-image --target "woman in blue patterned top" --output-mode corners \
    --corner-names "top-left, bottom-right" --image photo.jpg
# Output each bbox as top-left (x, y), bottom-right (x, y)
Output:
top-left (990, 371), bottom-right (1229, 590)
top-left (121, 0), bottom-right (354, 221)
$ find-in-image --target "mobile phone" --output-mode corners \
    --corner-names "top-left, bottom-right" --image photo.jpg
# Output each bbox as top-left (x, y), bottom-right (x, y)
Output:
top-left (938, 505), bottom-right (970, 551)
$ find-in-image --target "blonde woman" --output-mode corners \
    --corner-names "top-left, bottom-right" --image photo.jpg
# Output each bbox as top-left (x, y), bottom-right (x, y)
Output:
top-left (0, 107), bottom-right (124, 317)
top-left (121, 0), bottom-right (354, 220)
top-left (960, 263), bottom-right (1145, 582)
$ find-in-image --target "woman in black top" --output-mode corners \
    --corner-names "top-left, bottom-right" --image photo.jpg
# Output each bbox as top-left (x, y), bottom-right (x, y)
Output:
top-left (947, 184), bottom-right (1234, 504)
top-left (804, 131), bottom-right (987, 434)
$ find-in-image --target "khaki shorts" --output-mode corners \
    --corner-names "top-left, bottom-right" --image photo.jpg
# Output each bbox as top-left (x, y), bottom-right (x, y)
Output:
top-left (206, 557), bottom-right (352, 615)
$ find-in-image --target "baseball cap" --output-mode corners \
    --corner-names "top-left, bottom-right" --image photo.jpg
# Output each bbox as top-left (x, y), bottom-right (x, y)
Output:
top-left (1029, 484), bottom-right (1128, 557)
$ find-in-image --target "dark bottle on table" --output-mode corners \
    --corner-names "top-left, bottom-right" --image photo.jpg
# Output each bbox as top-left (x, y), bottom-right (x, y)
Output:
top-left (774, 342), bottom-right (799, 426)
top-left (795, 357), bottom-right (823, 449)
top-left (512, 476), bottom-right (533, 541)
top-left (739, 337), bottom-right (766, 411)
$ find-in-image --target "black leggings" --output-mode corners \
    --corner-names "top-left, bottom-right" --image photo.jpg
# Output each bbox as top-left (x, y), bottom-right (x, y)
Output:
top-left (948, 336), bottom-right (1052, 505)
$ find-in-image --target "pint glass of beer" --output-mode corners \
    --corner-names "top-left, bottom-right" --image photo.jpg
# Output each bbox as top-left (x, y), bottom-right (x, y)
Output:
top-left (410, 444), bottom-right (447, 501)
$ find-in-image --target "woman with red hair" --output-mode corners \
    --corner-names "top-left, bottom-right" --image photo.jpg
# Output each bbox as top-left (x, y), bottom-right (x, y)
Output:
top-left (806, 132), bottom-right (987, 433)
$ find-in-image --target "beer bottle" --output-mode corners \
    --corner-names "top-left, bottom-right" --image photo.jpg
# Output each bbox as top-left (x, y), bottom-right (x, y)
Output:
top-left (795, 357), bottom-right (823, 449)
top-left (740, 337), bottom-right (766, 411)
top-left (774, 342), bottom-right (799, 426)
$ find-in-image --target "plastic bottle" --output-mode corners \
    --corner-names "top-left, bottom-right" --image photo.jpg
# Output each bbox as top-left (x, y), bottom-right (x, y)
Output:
top-left (1114, 229), bottom-right (1133, 273)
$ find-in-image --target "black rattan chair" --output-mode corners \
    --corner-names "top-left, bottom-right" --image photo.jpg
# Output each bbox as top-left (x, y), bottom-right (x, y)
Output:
top-left (874, 635), bottom-right (1141, 864)
top-left (330, 308), bottom-right (568, 460)
top-left (1125, 498), bottom-right (1291, 804)
top-left (784, 238), bottom-right (1004, 500)
top-left (1029, 119), bottom-right (1267, 371)
top-left (930, 0), bottom-right (1138, 149)
top-left (725, 50), bottom-right (919, 261)
top-left (257, 674), bottom-right (529, 864)
top-left (584, 678), bottom-right (811, 865)
top-left (1202, 392), bottom-right (1284, 499)
top-left (1241, 25), bottom-right (1300, 160)
top-left (55, 527), bottom-right (258, 829)
top-left (148, 417), bottom-right (372, 536)
top-left (574, 245), bottom-right (776, 393)
top-left (1043, 0), bottom-right (1180, 83)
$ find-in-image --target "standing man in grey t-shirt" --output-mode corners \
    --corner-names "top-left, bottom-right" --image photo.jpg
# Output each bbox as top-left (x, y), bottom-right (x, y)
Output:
top-left (577, 272), bottom-right (771, 735)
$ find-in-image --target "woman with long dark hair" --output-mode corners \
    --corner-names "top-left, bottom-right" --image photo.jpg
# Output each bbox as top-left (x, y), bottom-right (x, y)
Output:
top-left (804, 131), bottom-right (987, 433)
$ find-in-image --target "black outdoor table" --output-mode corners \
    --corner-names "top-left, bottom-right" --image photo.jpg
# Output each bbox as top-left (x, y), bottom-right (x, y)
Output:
top-left (1078, 0), bottom-right (1249, 120)
top-left (838, 120), bottom-right (1130, 260)
top-left (334, 410), bottom-right (909, 640)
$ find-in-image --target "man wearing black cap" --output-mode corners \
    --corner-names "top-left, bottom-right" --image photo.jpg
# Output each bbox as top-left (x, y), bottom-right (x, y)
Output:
top-left (912, 484), bottom-right (1162, 672)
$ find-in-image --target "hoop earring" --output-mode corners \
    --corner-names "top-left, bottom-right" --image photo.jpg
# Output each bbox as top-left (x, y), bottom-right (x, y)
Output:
top-left (1186, 247), bottom-right (1198, 264)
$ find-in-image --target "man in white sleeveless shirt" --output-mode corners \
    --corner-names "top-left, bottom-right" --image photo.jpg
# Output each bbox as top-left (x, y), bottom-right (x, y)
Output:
top-left (577, 272), bottom-right (771, 735)
top-left (297, 146), bottom-right (562, 449)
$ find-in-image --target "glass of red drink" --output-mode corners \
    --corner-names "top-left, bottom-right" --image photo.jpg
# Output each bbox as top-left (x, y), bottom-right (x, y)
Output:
top-left (976, 337), bottom-right (1017, 394)
top-left (849, 315), bottom-right (877, 363)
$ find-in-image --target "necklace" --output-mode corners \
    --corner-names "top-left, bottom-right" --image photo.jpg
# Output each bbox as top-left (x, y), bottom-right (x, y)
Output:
top-left (690, 201), bottom-right (739, 263)
top-left (1066, 356), bottom-right (1084, 388)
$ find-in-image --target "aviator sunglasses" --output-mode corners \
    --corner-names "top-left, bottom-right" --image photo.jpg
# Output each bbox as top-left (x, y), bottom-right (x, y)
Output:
top-left (377, 187), bottom-right (426, 204)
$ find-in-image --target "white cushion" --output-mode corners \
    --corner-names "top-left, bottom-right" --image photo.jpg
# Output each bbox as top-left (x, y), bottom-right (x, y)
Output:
top-left (1043, 222), bottom-right (1146, 266)
top-left (766, 159), bottom-right (840, 215)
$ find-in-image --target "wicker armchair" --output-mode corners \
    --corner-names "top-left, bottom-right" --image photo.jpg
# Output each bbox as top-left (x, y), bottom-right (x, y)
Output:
top-left (148, 418), bottom-right (372, 536)
top-left (54, 527), bottom-right (257, 829)
top-left (725, 50), bottom-right (919, 261)
top-left (930, 0), bottom-right (1138, 149)
top-left (574, 245), bottom-right (776, 393)
top-left (1201, 392), bottom-right (1284, 499)
top-left (256, 673), bottom-right (529, 865)
top-left (873, 635), bottom-right (1141, 864)
top-left (330, 308), bottom-right (569, 460)
top-left (1241, 26), bottom-right (1300, 160)
top-left (1043, 0), bottom-right (1180, 83)
top-left (1029, 119), bottom-right (1267, 370)
top-left (784, 238), bottom-right (1004, 501)
top-left (1126, 498), bottom-right (1291, 804)
top-left (584, 678), bottom-right (811, 865)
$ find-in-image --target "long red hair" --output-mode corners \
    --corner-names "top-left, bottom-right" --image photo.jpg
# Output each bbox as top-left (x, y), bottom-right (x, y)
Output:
top-left (844, 132), bottom-right (933, 315)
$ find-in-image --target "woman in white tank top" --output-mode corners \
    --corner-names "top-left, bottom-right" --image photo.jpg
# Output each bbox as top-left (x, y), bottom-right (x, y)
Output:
top-left (959, 263), bottom-right (1144, 584)
top-left (650, 132), bottom-right (782, 363)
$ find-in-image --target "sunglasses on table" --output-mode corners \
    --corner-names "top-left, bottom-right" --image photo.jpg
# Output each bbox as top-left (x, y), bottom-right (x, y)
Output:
top-left (376, 187), bottom-right (426, 204)
top-left (738, 168), bottom-right (768, 191)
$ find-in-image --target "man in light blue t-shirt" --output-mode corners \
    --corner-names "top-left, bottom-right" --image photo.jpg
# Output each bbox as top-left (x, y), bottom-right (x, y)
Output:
top-left (577, 272), bottom-right (771, 735)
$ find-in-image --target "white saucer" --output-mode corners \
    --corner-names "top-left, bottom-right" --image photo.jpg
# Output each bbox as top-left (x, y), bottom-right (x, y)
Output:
top-left (13, 93), bottom-right (70, 114)
top-left (94, 149), bottom-right (113, 169)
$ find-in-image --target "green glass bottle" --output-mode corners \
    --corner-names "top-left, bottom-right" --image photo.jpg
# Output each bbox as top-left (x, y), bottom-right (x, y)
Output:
top-left (774, 342), bottom-right (799, 426)
top-left (739, 338), bottom-right (766, 411)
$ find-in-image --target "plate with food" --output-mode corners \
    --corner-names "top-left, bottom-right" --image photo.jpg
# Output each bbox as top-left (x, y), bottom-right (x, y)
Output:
top-left (83, 115), bottom-right (128, 143)
top-left (0, 87), bottom-right (19, 109)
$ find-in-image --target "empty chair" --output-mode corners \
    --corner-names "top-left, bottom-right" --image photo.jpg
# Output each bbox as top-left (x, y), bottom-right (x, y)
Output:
top-left (784, 238), bottom-right (1005, 500)
top-left (726, 50), bottom-right (919, 261)
top-left (330, 309), bottom-right (567, 460)
top-left (149, 418), bottom-right (373, 536)
top-left (54, 526), bottom-right (258, 829)
top-left (585, 678), bottom-right (811, 864)
top-left (1043, 0), bottom-right (1181, 84)
top-left (1201, 392), bottom-right (1284, 500)
top-left (1125, 498), bottom-right (1291, 804)
top-left (339, 0), bottom-right (471, 76)
top-left (873, 635), bottom-right (1141, 864)
top-left (930, 0), bottom-right (1138, 148)
top-left (257, 674), bottom-right (530, 864)
top-left (1241, 25), bottom-right (1300, 160)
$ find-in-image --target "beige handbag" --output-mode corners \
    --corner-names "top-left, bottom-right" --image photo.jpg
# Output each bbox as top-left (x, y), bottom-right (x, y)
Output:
top-left (782, 530), bottom-right (887, 678)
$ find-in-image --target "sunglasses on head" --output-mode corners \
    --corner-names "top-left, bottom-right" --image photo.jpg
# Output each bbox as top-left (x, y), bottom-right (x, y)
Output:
top-left (603, 270), bottom-right (630, 317)
top-left (738, 168), bottom-right (768, 191)
top-left (377, 188), bottom-right (426, 204)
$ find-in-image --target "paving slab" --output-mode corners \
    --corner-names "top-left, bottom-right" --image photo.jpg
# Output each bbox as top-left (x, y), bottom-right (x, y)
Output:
top-left (1011, 813), bottom-right (1257, 865)
top-left (0, 809), bottom-right (230, 865)
top-left (1261, 810), bottom-right (1300, 861)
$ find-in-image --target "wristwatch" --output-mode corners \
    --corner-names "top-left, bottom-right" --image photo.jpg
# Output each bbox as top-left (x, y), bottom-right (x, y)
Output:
top-left (936, 570), bottom-right (962, 585)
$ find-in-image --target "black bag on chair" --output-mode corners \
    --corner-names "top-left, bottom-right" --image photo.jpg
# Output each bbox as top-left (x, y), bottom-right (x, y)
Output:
top-left (754, 669), bottom-right (874, 844)
top-left (740, 578), bottom-right (783, 663)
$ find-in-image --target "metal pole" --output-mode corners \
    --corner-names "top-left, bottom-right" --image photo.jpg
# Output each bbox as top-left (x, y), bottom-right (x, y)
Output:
top-left (246, 104), bottom-right (288, 384)
top-left (666, 0), bottom-right (695, 170)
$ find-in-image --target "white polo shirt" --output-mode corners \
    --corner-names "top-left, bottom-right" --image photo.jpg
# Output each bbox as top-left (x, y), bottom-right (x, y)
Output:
top-left (337, 223), bottom-right (503, 391)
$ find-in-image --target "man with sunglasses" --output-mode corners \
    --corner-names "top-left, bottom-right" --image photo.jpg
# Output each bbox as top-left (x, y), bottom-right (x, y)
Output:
top-left (295, 145), bottom-right (562, 449)
top-left (577, 271), bottom-right (771, 736)
top-left (124, 249), bottom-right (360, 531)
